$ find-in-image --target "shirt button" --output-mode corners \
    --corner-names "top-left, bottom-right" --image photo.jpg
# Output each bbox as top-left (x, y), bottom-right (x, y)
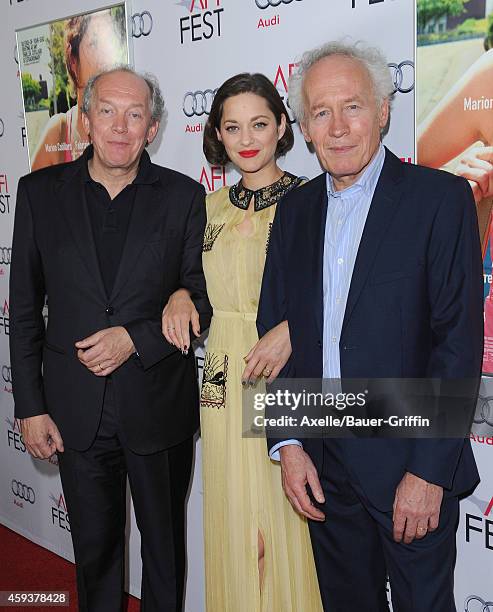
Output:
top-left (332, 337), bottom-right (337, 343)
top-left (335, 297), bottom-right (341, 304)
top-left (105, 306), bottom-right (114, 315)
top-left (338, 258), bottom-right (344, 265)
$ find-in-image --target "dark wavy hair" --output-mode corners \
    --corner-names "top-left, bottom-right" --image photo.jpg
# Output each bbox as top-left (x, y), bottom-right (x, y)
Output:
top-left (203, 73), bottom-right (294, 166)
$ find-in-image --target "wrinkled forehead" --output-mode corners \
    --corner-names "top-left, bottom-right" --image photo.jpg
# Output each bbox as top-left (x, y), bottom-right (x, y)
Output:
top-left (303, 54), bottom-right (373, 100)
top-left (94, 71), bottom-right (151, 107)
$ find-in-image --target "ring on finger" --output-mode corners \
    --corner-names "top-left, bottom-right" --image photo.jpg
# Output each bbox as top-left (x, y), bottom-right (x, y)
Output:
top-left (263, 368), bottom-right (272, 377)
top-left (168, 326), bottom-right (175, 331)
top-left (417, 526), bottom-right (427, 533)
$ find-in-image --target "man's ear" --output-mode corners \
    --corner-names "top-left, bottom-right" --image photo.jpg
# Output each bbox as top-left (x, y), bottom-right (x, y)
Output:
top-left (300, 120), bottom-right (312, 143)
top-left (146, 120), bottom-right (160, 145)
top-left (82, 112), bottom-right (90, 139)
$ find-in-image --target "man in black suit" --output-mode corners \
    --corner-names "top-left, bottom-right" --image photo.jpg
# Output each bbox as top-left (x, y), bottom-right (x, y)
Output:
top-left (10, 67), bottom-right (211, 612)
top-left (258, 42), bottom-right (483, 611)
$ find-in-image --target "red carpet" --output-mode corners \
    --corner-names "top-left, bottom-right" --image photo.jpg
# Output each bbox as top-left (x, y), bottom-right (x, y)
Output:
top-left (0, 524), bottom-right (140, 611)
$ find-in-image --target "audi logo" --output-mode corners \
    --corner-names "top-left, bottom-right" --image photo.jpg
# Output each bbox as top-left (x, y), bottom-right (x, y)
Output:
top-left (11, 479), bottom-right (35, 504)
top-left (132, 11), bottom-right (153, 38)
top-left (388, 60), bottom-right (414, 95)
top-left (2, 365), bottom-right (11, 383)
top-left (0, 119), bottom-right (4, 138)
top-left (255, 0), bottom-right (302, 7)
top-left (183, 89), bottom-right (217, 118)
top-left (0, 247), bottom-right (11, 265)
top-left (474, 394), bottom-right (493, 427)
top-left (465, 595), bottom-right (493, 611)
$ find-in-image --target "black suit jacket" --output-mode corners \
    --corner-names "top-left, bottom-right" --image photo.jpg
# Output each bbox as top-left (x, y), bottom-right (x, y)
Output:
top-left (258, 148), bottom-right (483, 510)
top-left (10, 150), bottom-right (211, 453)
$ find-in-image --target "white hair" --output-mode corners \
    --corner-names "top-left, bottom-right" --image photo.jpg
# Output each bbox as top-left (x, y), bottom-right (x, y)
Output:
top-left (289, 40), bottom-right (394, 124)
top-left (82, 64), bottom-right (166, 124)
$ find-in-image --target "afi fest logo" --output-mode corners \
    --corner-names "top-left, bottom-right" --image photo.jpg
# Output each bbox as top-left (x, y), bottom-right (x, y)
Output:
top-left (273, 62), bottom-right (298, 123)
top-left (465, 493), bottom-right (493, 551)
top-left (0, 298), bottom-right (9, 336)
top-left (178, 0), bottom-right (225, 44)
top-left (50, 492), bottom-right (70, 532)
top-left (199, 165), bottom-right (227, 192)
top-left (6, 417), bottom-right (26, 453)
top-left (0, 173), bottom-right (11, 215)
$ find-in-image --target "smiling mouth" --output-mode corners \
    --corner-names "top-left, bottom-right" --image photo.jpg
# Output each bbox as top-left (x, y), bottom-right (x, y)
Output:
top-left (329, 146), bottom-right (355, 153)
top-left (239, 150), bottom-right (260, 158)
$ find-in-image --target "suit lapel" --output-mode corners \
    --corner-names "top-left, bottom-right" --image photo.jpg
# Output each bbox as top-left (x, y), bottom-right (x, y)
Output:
top-left (309, 175), bottom-right (329, 337)
top-left (109, 182), bottom-right (164, 302)
top-left (341, 149), bottom-right (405, 334)
top-left (56, 160), bottom-right (107, 301)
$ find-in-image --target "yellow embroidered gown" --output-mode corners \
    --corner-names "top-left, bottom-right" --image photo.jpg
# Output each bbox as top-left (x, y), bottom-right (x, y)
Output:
top-left (200, 173), bottom-right (322, 612)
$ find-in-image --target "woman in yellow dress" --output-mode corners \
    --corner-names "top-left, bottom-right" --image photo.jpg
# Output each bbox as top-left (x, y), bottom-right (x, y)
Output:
top-left (162, 73), bottom-right (322, 611)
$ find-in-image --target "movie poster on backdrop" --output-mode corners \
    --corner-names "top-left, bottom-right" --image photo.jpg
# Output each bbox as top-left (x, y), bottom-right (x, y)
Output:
top-left (15, 2), bottom-right (130, 172)
top-left (416, 0), bottom-right (493, 374)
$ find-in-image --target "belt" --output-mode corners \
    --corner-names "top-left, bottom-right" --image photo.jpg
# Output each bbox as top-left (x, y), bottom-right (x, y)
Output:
top-left (213, 309), bottom-right (257, 322)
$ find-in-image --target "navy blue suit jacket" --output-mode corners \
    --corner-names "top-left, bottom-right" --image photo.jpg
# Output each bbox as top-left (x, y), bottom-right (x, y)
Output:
top-left (257, 148), bottom-right (483, 510)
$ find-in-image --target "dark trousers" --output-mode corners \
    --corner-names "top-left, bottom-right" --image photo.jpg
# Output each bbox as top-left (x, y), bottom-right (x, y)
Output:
top-left (57, 381), bottom-right (193, 612)
top-left (309, 440), bottom-right (458, 612)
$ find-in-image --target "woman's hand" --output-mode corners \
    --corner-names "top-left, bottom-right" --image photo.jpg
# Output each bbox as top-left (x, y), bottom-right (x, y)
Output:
top-left (162, 288), bottom-right (201, 353)
top-left (242, 320), bottom-right (291, 385)
top-left (454, 143), bottom-right (493, 203)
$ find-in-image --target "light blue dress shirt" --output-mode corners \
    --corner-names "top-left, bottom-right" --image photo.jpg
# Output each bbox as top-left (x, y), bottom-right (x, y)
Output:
top-left (269, 144), bottom-right (386, 460)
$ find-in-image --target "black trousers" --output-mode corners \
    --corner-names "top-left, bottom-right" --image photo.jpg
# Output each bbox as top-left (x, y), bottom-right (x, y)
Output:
top-left (309, 440), bottom-right (458, 612)
top-left (57, 381), bottom-right (193, 612)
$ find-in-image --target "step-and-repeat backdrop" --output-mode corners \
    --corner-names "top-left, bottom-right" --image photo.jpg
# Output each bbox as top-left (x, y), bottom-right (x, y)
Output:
top-left (0, 1), bottom-right (490, 610)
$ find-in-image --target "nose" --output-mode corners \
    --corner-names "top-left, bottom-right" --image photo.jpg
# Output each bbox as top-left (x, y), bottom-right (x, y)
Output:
top-left (239, 127), bottom-right (254, 146)
top-left (112, 112), bottom-right (128, 134)
top-left (329, 110), bottom-right (349, 139)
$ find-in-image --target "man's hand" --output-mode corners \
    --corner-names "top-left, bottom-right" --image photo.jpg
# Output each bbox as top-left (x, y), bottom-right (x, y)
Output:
top-left (280, 445), bottom-right (325, 521)
top-left (75, 326), bottom-right (135, 376)
top-left (392, 471), bottom-right (443, 544)
top-left (20, 414), bottom-right (64, 459)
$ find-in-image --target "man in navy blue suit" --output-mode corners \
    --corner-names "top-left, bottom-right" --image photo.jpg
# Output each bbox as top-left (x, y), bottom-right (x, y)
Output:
top-left (257, 41), bottom-right (483, 611)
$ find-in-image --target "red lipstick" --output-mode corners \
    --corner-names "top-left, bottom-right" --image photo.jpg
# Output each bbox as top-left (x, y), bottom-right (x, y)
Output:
top-left (239, 150), bottom-right (260, 158)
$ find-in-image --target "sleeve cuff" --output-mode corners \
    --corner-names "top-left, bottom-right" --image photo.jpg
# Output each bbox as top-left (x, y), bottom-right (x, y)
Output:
top-left (269, 439), bottom-right (303, 461)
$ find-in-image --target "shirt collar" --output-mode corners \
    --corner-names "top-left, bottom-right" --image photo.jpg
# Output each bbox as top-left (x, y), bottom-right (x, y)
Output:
top-left (81, 144), bottom-right (159, 185)
top-left (326, 143), bottom-right (385, 199)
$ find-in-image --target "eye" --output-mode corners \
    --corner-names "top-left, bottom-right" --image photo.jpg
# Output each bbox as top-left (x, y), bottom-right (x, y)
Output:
top-left (225, 125), bottom-right (239, 133)
top-left (129, 112), bottom-right (142, 119)
top-left (253, 122), bottom-right (268, 129)
top-left (100, 107), bottom-right (112, 115)
top-left (315, 110), bottom-right (329, 119)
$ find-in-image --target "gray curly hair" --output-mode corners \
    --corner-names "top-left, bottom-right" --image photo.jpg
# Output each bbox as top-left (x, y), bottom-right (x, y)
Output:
top-left (82, 65), bottom-right (166, 124)
top-left (289, 40), bottom-right (394, 124)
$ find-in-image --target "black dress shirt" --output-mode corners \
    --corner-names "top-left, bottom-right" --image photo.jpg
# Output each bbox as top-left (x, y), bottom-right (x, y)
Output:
top-left (82, 146), bottom-right (159, 296)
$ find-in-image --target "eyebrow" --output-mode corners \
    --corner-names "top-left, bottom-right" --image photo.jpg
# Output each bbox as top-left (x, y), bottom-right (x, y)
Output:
top-left (98, 98), bottom-right (146, 109)
top-left (223, 114), bottom-right (271, 123)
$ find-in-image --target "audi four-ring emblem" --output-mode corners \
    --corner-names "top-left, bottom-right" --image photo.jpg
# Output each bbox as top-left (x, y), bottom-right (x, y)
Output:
top-left (11, 480), bottom-right (35, 504)
top-left (474, 395), bottom-right (493, 427)
top-left (132, 11), bottom-right (153, 38)
top-left (388, 60), bottom-right (414, 94)
top-left (465, 595), bottom-right (493, 612)
top-left (183, 89), bottom-right (217, 117)
top-left (255, 0), bottom-right (302, 8)
top-left (2, 365), bottom-right (11, 383)
top-left (0, 247), bottom-right (11, 264)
